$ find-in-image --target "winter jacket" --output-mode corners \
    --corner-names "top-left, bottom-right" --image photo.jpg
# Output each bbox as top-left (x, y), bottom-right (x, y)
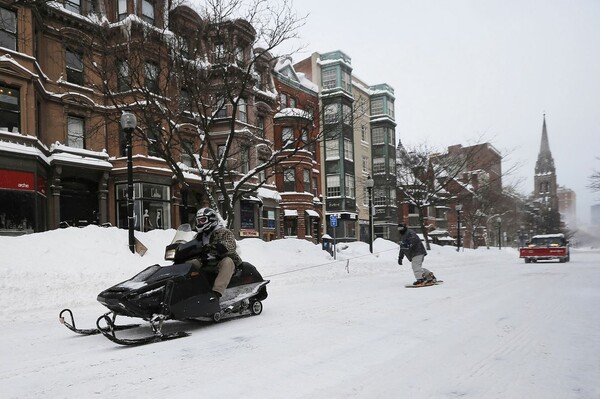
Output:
top-left (398, 228), bottom-right (427, 262)
top-left (196, 225), bottom-right (243, 272)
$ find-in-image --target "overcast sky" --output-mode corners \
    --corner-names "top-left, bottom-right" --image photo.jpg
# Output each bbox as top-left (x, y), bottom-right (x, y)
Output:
top-left (278, 0), bottom-right (600, 225)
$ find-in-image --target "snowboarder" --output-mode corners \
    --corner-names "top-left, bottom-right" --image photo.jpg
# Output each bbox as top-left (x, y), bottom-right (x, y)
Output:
top-left (397, 223), bottom-right (437, 286)
top-left (192, 208), bottom-right (242, 298)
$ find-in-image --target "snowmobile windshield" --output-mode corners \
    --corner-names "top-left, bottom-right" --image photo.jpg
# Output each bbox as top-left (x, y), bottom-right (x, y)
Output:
top-left (165, 224), bottom-right (197, 261)
top-left (171, 224), bottom-right (196, 245)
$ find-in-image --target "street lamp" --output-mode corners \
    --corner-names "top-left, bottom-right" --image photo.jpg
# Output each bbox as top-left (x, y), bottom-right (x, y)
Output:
top-left (365, 175), bottom-right (375, 253)
top-left (120, 111), bottom-right (137, 253)
top-left (456, 204), bottom-right (463, 252)
top-left (496, 216), bottom-right (502, 250)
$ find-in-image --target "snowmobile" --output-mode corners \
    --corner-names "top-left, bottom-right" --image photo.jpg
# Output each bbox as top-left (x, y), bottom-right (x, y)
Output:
top-left (59, 224), bottom-right (269, 345)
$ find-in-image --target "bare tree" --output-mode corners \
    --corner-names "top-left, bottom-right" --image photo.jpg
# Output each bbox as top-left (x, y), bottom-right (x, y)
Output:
top-left (396, 141), bottom-right (513, 249)
top-left (72, 0), bottom-right (319, 228)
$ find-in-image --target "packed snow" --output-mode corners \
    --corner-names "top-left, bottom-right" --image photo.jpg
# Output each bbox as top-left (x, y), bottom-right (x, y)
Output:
top-left (1, 226), bottom-right (599, 398)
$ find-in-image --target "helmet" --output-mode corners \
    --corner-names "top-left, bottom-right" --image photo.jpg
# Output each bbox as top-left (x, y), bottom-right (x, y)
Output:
top-left (195, 208), bottom-right (219, 234)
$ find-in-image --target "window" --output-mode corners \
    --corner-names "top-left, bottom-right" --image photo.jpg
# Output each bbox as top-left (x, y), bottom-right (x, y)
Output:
top-left (66, 49), bottom-right (84, 85)
top-left (362, 156), bottom-right (369, 173)
top-left (312, 177), bottom-right (318, 196)
top-left (117, 60), bottom-right (130, 91)
top-left (215, 97), bottom-right (227, 118)
top-left (303, 169), bottom-right (310, 193)
top-left (372, 127), bottom-right (385, 144)
top-left (289, 97), bottom-right (297, 108)
top-left (0, 85), bottom-right (19, 132)
top-left (147, 126), bottom-right (160, 157)
top-left (325, 138), bottom-right (339, 160)
top-left (240, 201), bottom-right (255, 229)
top-left (301, 128), bottom-right (308, 144)
top-left (284, 168), bottom-right (295, 192)
top-left (342, 104), bottom-right (352, 126)
top-left (361, 125), bottom-right (368, 142)
top-left (238, 98), bottom-right (247, 123)
top-left (371, 98), bottom-right (384, 115)
top-left (144, 62), bottom-right (159, 93)
top-left (341, 69), bottom-right (352, 92)
top-left (178, 36), bottom-right (190, 59)
top-left (0, 7), bottom-right (17, 51)
top-left (326, 175), bottom-right (340, 197)
top-left (343, 138), bottom-right (353, 160)
top-left (256, 115), bottom-right (265, 137)
top-left (67, 116), bottom-right (85, 148)
top-left (262, 209), bottom-right (276, 229)
top-left (373, 158), bottom-right (385, 174)
top-left (324, 103), bottom-right (339, 124)
top-left (282, 127), bottom-right (293, 143)
top-left (235, 47), bottom-right (244, 64)
top-left (181, 140), bottom-right (194, 167)
top-left (117, 0), bottom-right (127, 20)
top-left (280, 92), bottom-right (287, 109)
top-left (64, 0), bottom-right (81, 13)
top-left (141, 0), bottom-right (154, 24)
top-left (322, 68), bottom-right (336, 89)
top-left (345, 174), bottom-right (355, 198)
top-left (374, 188), bottom-right (387, 206)
top-left (241, 146), bottom-right (250, 173)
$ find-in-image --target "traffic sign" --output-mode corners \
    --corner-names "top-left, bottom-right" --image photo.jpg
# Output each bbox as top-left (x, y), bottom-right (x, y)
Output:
top-left (330, 215), bottom-right (337, 227)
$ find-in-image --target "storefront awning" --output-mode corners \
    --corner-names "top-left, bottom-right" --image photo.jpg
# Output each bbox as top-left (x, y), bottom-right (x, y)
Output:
top-left (305, 209), bottom-right (320, 218)
top-left (284, 209), bottom-right (298, 217)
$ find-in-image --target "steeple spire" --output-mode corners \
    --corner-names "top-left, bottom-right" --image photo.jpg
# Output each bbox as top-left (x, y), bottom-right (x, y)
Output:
top-left (535, 113), bottom-right (555, 174)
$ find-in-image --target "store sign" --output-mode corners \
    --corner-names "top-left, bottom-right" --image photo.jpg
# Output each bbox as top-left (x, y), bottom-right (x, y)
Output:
top-left (0, 169), bottom-right (34, 191)
top-left (240, 229), bottom-right (259, 237)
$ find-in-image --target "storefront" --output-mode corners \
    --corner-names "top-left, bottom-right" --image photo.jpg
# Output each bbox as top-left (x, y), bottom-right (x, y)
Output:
top-left (0, 169), bottom-right (47, 235)
top-left (115, 182), bottom-right (171, 231)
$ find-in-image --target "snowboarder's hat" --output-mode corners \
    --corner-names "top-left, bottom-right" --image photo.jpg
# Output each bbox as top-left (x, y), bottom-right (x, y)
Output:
top-left (398, 223), bottom-right (407, 229)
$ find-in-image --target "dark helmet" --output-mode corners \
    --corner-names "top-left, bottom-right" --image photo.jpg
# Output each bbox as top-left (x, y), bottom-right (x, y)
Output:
top-left (398, 223), bottom-right (408, 234)
top-left (195, 207), bottom-right (220, 234)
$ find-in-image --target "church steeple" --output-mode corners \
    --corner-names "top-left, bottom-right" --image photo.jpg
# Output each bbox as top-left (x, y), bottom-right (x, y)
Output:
top-left (535, 114), bottom-right (555, 175)
top-left (533, 114), bottom-right (558, 210)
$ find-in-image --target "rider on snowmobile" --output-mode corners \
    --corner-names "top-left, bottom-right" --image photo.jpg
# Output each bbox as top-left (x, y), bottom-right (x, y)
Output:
top-left (192, 208), bottom-right (242, 298)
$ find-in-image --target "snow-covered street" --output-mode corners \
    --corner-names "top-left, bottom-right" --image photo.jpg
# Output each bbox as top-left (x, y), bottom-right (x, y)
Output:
top-left (1, 227), bottom-right (599, 398)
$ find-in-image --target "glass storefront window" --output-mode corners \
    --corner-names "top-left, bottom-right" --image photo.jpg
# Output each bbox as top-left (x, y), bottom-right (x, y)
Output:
top-left (240, 201), bottom-right (255, 230)
top-left (116, 182), bottom-right (170, 231)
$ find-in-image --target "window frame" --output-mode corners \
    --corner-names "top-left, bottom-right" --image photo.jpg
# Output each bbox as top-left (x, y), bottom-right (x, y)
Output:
top-left (65, 48), bottom-right (84, 85)
top-left (0, 84), bottom-right (20, 132)
top-left (141, 0), bottom-right (155, 24)
top-left (0, 6), bottom-right (17, 51)
top-left (67, 115), bottom-right (85, 148)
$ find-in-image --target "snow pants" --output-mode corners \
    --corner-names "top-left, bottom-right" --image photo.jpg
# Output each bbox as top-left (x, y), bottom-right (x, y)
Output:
top-left (410, 254), bottom-right (432, 280)
top-left (213, 256), bottom-right (235, 296)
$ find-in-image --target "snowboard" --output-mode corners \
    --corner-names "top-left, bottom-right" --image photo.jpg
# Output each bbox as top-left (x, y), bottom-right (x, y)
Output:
top-left (405, 280), bottom-right (444, 288)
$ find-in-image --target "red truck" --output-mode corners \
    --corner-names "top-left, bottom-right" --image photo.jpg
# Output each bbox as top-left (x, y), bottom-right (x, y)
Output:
top-left (519, 233), bottom-right (570, 263)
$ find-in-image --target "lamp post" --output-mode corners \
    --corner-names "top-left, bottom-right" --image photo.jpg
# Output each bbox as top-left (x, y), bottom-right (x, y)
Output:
top-left (365, 175), bottom-right (374, 253)
top-left (496, 216), bottom-right (502, 250)
top-left (120, 111), bottom-right (137, 253)
top-left (456, 204), bottom-right (463, 252)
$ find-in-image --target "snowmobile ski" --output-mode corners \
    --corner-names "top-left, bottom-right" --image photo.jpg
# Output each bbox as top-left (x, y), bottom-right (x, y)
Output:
top-left (96, 312), bottom-right (189, 346)
top-left (404, 280), bottom-right (444, 288)
top-left (59, 308), bottom-right (140, 335)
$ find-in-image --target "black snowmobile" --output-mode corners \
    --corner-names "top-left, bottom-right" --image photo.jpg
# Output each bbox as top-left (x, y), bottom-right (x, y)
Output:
top-left (60, 224), bottom-right (269, 345)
